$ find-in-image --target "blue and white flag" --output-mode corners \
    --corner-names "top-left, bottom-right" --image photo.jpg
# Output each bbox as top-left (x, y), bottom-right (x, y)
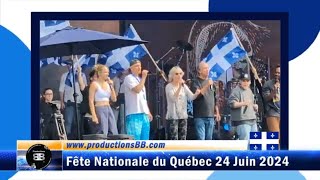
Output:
top-left (40, 20), bottom-right (70, 67)
top-left (65, 71), bottom-right (78, 88)
top-left (40, 57), bottom-right (64, 68)
top-left (64, 54), bottom-right (97, 87)
top-left (97, 24), bottom-right (147, 77)
top-left (249, 132), bottom-right (279, 150)
top-left (40, 20), bottom-right (70, 38)
top-left (249, 144), bottom-right (262, 150)
top-left (74, 54), bottom-right (98, 70)
top-left (203, 28), bottom-right (247, 80)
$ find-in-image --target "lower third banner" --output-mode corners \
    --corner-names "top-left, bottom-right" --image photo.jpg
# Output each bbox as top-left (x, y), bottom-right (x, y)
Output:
top-left (8, 140), bottom-right (320, 170)
top-left (61, 151), bottom-right (320, 170)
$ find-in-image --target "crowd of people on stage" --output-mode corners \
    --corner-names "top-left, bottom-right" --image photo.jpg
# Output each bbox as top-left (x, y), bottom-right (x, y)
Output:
top-left (40, 59), bottom-right (281, 141)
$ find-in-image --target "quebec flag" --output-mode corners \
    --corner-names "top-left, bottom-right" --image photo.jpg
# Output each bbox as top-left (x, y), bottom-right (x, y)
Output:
top-left (203, 28), bottom-right (247, 80)
top-left (74, 54), bottom-right (98, 70)
top-left (40, 54), bottom-right (97, 69)
top-left (97, 24), bottom-right (147, 77)
top-left (40, 20), bottom-right (70, 68)
top-left (64, 54), bottom-right (97, 87)
top-left (40, 20), bottom-right (70, 38)
top-left (249, 132), bottom-right (279, 150)
top-left (40, 57), bottom-right (64, 68)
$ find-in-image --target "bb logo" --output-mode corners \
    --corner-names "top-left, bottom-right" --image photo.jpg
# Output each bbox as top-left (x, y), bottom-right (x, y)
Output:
top-left (33, 153), bottom-right (45, 161)
top-left (26, 144), bottom-right (52, 170)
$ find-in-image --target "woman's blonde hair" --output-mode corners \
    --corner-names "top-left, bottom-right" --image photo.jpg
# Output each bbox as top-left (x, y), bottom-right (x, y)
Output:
top-left (168, 66), bottom-right (184, 82)
top-left (94, 64), bottom-right (109, 77)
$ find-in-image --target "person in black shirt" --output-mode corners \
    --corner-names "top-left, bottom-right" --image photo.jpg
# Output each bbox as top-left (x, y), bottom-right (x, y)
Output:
top-left (40, 88), bottom-right (59, 140)
top-left (263, 65), bottom-right (280, 133)
top-left (79, 68), bottom-right (101, 135)
top-left (190, 62), bottom-right (221, 140)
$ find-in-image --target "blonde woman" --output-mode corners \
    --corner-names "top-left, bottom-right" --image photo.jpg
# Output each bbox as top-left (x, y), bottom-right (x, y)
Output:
top-left (89, 64), bottom-right (118, 135)
top-left (165, 66), bottom-right (201, 140)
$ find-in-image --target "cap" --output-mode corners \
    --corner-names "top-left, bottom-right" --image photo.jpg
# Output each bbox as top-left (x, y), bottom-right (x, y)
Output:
top-left (130, 59), bottom-right (141, 67)
top-left (239, 73), bottom-right (250, 80)
top-left (231, 78), bottom-right (238, 82)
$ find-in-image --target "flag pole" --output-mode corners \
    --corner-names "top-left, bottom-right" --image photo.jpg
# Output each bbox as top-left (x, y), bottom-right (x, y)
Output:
top-left (140, 43), bottom-right (167, 82)
top-left (129, 24), bottom-right (167, 82)
top-left (230, 27), bottom-right (261, 84)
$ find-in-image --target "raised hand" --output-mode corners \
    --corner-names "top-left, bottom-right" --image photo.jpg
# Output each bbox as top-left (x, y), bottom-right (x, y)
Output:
top-left (141, 70), bottom-right (149, 79)
top-left (106, 77), bottom-right (114, 86)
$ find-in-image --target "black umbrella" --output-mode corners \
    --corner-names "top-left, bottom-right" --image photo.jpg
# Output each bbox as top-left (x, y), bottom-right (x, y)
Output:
top-left (40, 26), bottom-right (147, 59)
top-left (40, 26), bottom-right (148, 140)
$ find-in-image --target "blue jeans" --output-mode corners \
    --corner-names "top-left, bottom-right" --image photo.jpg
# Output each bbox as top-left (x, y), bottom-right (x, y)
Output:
top-left (236, 123), bottom-right (258, 140)
top-left (64, 103), bottom-right (81, 139)
top-left (194, 117), bottom-right (214, 140)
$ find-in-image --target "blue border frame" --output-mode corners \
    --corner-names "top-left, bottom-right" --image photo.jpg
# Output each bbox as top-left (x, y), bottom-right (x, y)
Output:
top-left (31, 12), bottom-right (288, 149)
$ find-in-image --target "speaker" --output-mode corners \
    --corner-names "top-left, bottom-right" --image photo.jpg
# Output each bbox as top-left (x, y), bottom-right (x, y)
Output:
top-left (107, 134), bottom-right (134, 140)
top-left (82, 134), bottom-right (134, 140)
top-left (82, 134), bottom-right (108, 140)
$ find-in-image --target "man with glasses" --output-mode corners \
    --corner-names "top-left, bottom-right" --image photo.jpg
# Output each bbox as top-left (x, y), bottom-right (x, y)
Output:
top-left (190, 62), bottom-right (221, 140)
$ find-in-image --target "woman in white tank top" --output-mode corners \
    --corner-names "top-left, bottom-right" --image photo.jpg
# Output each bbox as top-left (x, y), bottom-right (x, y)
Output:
top-left (89, 65), bottom-right (118, 135)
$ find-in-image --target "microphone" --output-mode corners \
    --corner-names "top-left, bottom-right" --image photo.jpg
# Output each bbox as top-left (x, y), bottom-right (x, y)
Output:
top-left (208, 80), bottom-right (213, 91)
top-left (106, 77), bottom-right (114, 88)
top-left (243, 104), bottom-right (248, 114)
top-left (210, 82), bottom-right (216, 91)
top-left (210, 84), bottom-right (213, 91)
top-left (147, 72), bottom-right (158, 75)
top-left (180, 81), bottom-right (185, 87)
top-left (243, 99), bottom-right (250, 114)
top-left (275, 78), bottom-right (280, 94)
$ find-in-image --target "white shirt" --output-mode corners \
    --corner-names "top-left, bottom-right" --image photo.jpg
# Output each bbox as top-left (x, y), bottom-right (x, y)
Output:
top-left (165, 83), bottom-right (198, 120)
top-left (123, 74), bottom-right (150, 116)
top-left (59, 72), bottom-right (87, 103)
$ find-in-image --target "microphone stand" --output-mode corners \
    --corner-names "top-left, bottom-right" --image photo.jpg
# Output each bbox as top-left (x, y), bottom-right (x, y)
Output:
top-left (154, 48), bottom-right (176, 139)
top-left (252, 72), bottom-right (262, 131)
top-left (70, 56), bottom-right (81, 140)
top-left (176, 49), bottom-right (186, 66)
top-left (156, 47), bottom-right (176, 64)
